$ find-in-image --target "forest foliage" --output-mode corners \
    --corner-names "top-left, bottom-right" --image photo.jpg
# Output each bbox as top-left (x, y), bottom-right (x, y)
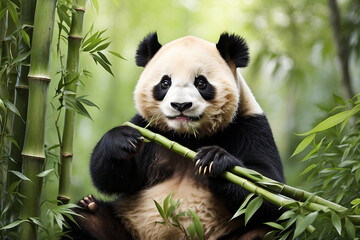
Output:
top-left (0, 0), bottom-right (359, 239)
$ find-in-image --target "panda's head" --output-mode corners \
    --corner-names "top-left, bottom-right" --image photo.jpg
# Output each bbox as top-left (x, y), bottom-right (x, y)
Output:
top-left (134, 32), bottom-right (261, 137)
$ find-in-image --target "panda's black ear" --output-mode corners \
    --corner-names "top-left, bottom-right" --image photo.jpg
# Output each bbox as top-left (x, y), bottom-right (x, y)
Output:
top-left (136, 32), bottom-right (162, 67)
top-left (216, 33), bottom-right (249, 68)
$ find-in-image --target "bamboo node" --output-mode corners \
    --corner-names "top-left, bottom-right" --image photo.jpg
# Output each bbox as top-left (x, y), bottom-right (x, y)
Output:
top-left (15, 85), bottom-right (29, 90)
top-left (169, 141), bottom-right (175, 149)
top-left (21, 153), bottom-right (46, 161)
top-left (74, 7), bottom-right (86, 12)
top-left (62, 153), bottom-right (74, 157)
top-left (183, 150), bottom-right (191, 157)
top-left (69, 35), bottom-right (83, 40)
top-left (241, 180), bottom-right (246, 188)
top-left (28, 75), bottom-right (51, 82)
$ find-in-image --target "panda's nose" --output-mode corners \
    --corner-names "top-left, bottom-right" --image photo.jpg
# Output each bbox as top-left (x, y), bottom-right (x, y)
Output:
top-left (171, 102), bottom-right (192, 112)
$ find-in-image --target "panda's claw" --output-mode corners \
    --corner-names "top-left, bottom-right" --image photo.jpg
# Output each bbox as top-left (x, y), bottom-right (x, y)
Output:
top-left (195, 159), bottom-right (200, 167)
top-left (209, 161), bottom-right (214, 175)
top-left (198, 166), bottom-right (202, 175)
top-left (203, 166), bottom-right (208, 175)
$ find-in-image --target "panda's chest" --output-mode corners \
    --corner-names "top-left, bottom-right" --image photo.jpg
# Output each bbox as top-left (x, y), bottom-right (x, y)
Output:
top-left (113, 146), bottom-right (243, 239)
top-left (115, 176), bottom-right (241, 240)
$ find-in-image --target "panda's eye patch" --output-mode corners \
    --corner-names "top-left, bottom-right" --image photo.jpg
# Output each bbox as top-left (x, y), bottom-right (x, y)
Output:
top-left (194, 75), bottom-right (208, 90)
top-left (194, 75), bottom-right (215, 101)
top-left (161, 75), bottom-right (171, 89)
top-left (153, 75), bottom-right (171, 101)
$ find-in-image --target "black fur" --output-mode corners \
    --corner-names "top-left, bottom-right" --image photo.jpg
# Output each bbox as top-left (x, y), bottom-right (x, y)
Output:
top-left (153, 75), bottom-right (171, 101)
top-left (216, 33), bottom-right (249, 68)
top-left (68, 111), bottom-right (284, 239)
top-left (194, 75), bottom-right (215, 100)
top-left (135, 32), bottom-right (162, 67)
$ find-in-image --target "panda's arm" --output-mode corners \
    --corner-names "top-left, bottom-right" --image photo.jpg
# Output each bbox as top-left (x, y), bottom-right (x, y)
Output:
top-left (89, 115), bottom-right (152, 195)
top-left (195, 114), bottom-right (284, 223)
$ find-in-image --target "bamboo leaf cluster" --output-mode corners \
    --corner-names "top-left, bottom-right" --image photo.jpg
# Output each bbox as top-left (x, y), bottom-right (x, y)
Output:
top-left (154, 193), bottom-right (204, 240)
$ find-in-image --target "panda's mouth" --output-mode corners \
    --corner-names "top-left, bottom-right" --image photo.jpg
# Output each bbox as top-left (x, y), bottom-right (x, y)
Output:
top-left (167, 114), bottom-right (202, 122)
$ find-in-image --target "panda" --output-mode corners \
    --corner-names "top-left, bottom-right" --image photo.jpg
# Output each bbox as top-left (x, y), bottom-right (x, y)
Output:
top-left (67, 32), bottom-right (285, 240)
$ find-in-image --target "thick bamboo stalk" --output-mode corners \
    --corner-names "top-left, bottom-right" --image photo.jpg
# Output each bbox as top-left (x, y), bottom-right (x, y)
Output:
top-left (123, 122), bottom-right (360, 226)
top-left (18, 0), bottom-right (57, 239)
top-left (57, 0), bottom-right (86, 205)
top-left (7, 0), bottom-right (36, 205)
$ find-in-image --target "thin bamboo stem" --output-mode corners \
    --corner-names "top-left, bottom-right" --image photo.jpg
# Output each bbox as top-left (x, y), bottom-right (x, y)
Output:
top-left (123, 122), bottom-right (360, 226)
top-left (57, 0), bottom-right (86, 205)
top-left (18, 0), bottom-right (57, 239)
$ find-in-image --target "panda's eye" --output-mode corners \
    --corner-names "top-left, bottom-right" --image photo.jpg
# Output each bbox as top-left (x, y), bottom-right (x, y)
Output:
top-left (161, 75), bottom-right (171, 89)
top-left (194, 75), bottom-right (207, 90)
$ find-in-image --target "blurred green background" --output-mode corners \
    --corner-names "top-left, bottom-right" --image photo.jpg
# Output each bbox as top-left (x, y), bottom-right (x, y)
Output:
top-left (42, 0), bottom-right (359, 202)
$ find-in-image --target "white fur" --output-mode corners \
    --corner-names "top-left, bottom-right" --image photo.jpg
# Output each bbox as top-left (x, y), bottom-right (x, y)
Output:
top-left (134, 36), bottom-right (240, 136)
top-left (236, 68), bottom-right (263, 115)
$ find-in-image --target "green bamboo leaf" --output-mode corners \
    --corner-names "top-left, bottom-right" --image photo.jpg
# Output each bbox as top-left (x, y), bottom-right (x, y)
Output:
top-left (355, 168), bottom-right (360, 183)
top-left (345, 217), bottom-right (355, 238)
top-left (91, 53), bottom-right (113, 76)
top-left (75, 100), bottom-right (93, 120)
top-left (90, 42), bottom-right (111, 53)
top-left (331, 212), bottom-right (342, 235)
top-left (291, 133), bottom-right (316, 157)
top-left (76, 97), bottom-right (99, 109)
top-left (189, 209), bottom-right (203, 240)
top-left (0, 8), bottom-right (7, 20)
top-left (13, 51), bottom-right (31, 64)
top-left (109, 50), bottom-right (127, 60)
top-left (21, 29), bottom-right (31, 48)
top-left (9, 170), bottom-right (31, 181)
top-left (154, 200), bottom-right (165, 221)
top-left (4, 0), bottom-right (19, 25)
top-left (293, 212), bottom-right (318, 239)
top-left (188, 223), bottom-right (196, 240)
top-left (264, 222), bottom-right (285, 231)
top-left (163, 193), bottom-right (172, 214)
top-left (298, 104), bottom-right (360, 136)
top-left (97, 51), bottom-right (111, 65)
top-left (37, 169), bottom-right (54, 177)
top-left (3, 99), bottom-right (22, 120)
top-left (0, 219), bottom-right (29, 230)
top-left (82, 30), bottom-right (99, 49)
top-left (277, 210), bottom-right (295, 221)
top-left (231, 193), bottom-right (254, 220)
top-left (245, 196), bottom-right (263, 225)
top-left (7, 136), bottom-right (20, 149)
top-left (300, 163), bottom-right (317, 176)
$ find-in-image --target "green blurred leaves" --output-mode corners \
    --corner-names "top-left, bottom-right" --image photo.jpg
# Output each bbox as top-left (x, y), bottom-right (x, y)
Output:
top-left (154, 193), bottom-right (203, 240)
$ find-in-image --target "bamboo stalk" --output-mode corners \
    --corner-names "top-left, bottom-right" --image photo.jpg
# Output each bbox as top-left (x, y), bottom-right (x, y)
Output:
top-left (123, 122), bottom-right (360, 226)
top-left (7, 0), bottom-right (36, 214)
top-left (230, 167), bottom-right (347, 213)
top-left (18, 0), bottom-right (57, 239)
top-left (57, 0), bottom-right (86, 205)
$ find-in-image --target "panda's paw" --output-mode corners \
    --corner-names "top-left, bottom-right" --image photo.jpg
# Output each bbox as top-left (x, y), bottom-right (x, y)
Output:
top-left (79, 194), bottom-right (97, 213)
top-left (194, 146), bottom-right (240, 176)
top-left (102, 126), bottom-right (144, 160)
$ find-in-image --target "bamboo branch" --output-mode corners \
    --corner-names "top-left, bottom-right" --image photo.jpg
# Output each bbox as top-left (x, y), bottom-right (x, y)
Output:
top-left (123, 122), bottom-right (360, 226)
